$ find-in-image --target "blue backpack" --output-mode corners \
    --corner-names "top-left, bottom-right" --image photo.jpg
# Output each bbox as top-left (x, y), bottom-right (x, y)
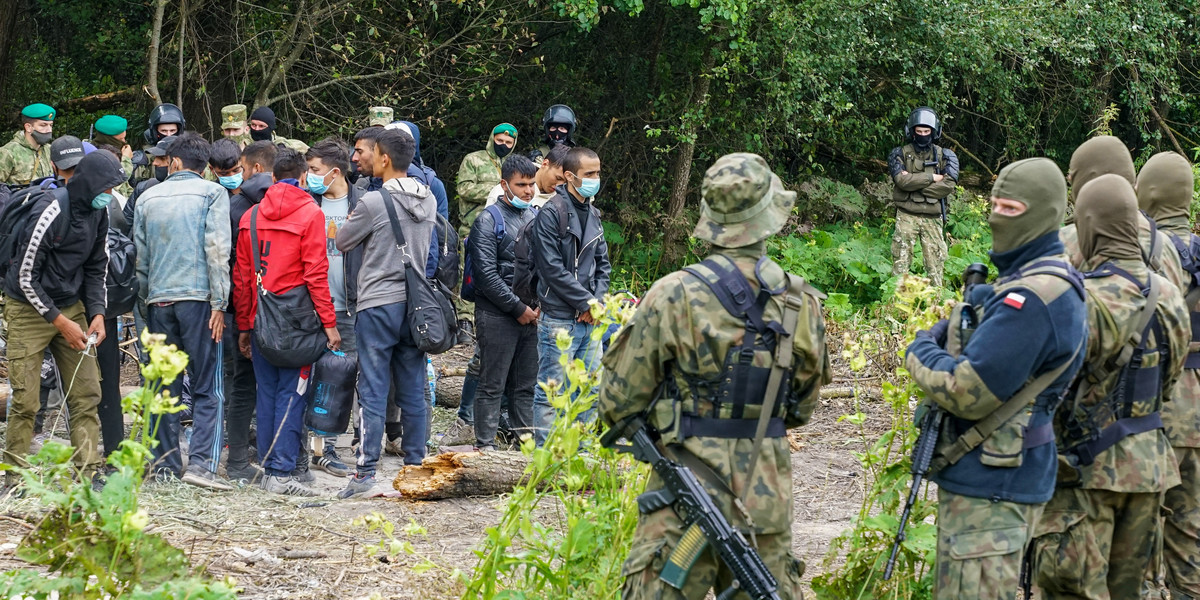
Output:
top-left (461, 204), bottom-right (506, 302)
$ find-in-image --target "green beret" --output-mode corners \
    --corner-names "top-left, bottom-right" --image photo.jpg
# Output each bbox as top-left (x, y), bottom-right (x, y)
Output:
top-left (21, 103), bottom-right (55, 121)
top-left (492, 123), bottom-right (517, 137)
top-left (94, 115), bottom-right (128, 136)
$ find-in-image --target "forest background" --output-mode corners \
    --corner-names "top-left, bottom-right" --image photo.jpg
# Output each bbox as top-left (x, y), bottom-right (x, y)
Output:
top-left (1, 0), bottom-right (1197, 305)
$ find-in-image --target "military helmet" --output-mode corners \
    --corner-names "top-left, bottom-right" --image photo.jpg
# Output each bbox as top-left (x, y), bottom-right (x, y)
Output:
top-left (542, 104), bottom-right (577, 136)
top-left (904, 106), bottom-right (941, 142)
top-left (148, 103), bottom-right (187, 130)
top-left (693, 153), bottom-right (796, 248)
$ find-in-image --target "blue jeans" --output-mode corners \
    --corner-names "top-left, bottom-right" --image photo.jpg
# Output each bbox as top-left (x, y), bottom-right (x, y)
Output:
top-left (250, 337), bottom-right (310, 477)
top-left (532, 315), bottom-right (601, 446)
top-left (355, 302), bottom-right (427, 476)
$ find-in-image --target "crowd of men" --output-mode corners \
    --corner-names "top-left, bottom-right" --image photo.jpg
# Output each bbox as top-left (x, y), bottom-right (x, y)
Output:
top-left (0, 100), bottom-right (609, 501)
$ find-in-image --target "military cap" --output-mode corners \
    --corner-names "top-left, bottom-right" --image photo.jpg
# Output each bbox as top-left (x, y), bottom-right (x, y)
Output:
top-left (222, 104), bottom-right (247, 130)
top-left (369, 106), bottom-right (394, 127)
top-left (21, 103), bottom-right (55, 121)
top-left (50, 136), bottom-right (85, 169)
top-left (94, 115), bottom-right (127, 136)
top-left (492, 123), bottom-right (518, 137)
top-left (694, 153), bottom-right (795, 248)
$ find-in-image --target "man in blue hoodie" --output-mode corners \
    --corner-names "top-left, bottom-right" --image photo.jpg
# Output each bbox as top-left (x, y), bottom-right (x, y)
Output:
top-left (904, 158), bottom-right (1088, 598)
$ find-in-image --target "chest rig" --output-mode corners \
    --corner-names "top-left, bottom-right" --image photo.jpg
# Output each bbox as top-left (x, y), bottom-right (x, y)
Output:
top-left (1165, 232), bottom-right (1200, 369)
top-left (666, 255), bottom-right (797, 440)
top-left (1062, 263), bottom-right (1169, 466)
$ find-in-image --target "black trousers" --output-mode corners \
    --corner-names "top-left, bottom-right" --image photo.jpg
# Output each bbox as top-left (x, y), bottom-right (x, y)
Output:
top-left (96, 316), bottom-right (124, 456)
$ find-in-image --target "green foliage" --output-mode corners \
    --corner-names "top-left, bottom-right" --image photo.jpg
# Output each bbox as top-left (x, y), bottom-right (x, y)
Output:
top-left (812, 278), bottom-right (953, 599)
top-left (0, 331), bottom-right (238, 600)
top-left (464, 294), bottom-right (646, 600)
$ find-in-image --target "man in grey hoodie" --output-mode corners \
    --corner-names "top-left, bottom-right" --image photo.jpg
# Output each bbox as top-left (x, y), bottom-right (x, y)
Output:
top-left (334, 129), bottom-right (437, 498)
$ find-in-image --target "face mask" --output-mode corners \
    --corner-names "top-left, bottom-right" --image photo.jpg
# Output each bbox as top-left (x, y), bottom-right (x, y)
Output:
top-left (503, 183), bottom-right (531, 209)
top-left (494, 143), bottom-right (513, 159)
top-left (250, 128), bottom-right (272, 142)
top-left (548, 130), bottom-right (568, 143)
top-left (218, 173), bottom-right (243, 190)
top-left (91, 193), bottom-right (114, 210)
top-left (914, 133), bottom-right (933, 148)
top-left (153, 165), bottom-right (169, 181)
top-left (31, 131), bottom-right (52, 146)
top-left (574, 176), bottom-right (600, 198)
top-left (307, 171), bottom-right (333, 195)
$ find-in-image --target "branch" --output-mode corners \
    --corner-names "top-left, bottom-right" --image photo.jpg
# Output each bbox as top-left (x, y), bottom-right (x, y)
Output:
top-left (146, 0), bottom-right (167, 104)
top-left (176, 0), bottom-right (187, 108)
top-left (254, 0), bottom-right (309, 106)
top-left (941, 131), bottom-right (995, 179)
top-left (265, 71), bottom-right (397, 105)
top-left (1149, 103), bottom-right (1187, 156)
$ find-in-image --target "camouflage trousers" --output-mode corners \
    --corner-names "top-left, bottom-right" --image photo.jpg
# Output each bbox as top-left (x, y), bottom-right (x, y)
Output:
top-left (1032, 487), bottom-right (1161, 599)
top-left (1162, 447), bottom-right (1200, 599)
top-left (935, 489), bottom-right (1043, 600)
top-left (621, 506), bottom-right (805, 599)
top-left (892, 211), bottom-right (946, 288)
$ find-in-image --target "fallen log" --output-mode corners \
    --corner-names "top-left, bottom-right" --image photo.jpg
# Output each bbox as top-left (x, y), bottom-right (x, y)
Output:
top-left (392, 451), bottom-right (531, 500)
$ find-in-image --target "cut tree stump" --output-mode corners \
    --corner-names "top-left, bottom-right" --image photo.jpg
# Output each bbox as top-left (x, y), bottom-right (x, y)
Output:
top-left (392, 451), bottom-right (532, 500)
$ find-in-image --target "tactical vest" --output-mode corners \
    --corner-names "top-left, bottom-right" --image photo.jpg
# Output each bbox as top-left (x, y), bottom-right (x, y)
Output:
top-left (1165, 232), bottom-right (1200, 369)
top-left (893, 143), bottom-right (949, 217)
top-left (658, 255), bottom-right (806, 440)
top-left (1061, 264), bottom-right (1169, 467)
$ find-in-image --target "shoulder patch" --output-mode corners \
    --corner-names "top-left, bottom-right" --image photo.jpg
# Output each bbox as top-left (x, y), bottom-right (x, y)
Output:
top-left (1003, 293), bottom-right (1026, 310)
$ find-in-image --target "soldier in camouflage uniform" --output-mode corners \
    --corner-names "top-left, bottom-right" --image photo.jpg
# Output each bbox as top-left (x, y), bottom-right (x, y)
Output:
top-left (220, 104), bottom-right (253, 148)
top-left (0, 103), bottom-right (56, 186)
top-left (456, 123), bottom-right (517, 238)
top-left (1031, 173), bottom-right (1188, 599)
top-left (368, 106), bottom-right (394, 127)
top-left (1137, 151), bottom-right (1200, 600)
top-left (90, 114), bottom-right (134, 198)
top-left (905, 158), bottom-right (1088, 600)
top-left (248, 106), bottom-right (308, 153)
top-left (599, 153), bottom-right (829, 599)
top-left (889, 107), bottom-right (959, 287)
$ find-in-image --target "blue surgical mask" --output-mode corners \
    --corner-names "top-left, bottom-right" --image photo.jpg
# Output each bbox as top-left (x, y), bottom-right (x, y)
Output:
top-left (575, 177), bottom-right (600, 198)
top-left (91, 193), bottom-right (114, 210)
top-left (307, 171), bottom-right (332, 195)
top-left (502, 183), bottom-right (531, 210)
top-left (218, 172), bottom-right (243, 190)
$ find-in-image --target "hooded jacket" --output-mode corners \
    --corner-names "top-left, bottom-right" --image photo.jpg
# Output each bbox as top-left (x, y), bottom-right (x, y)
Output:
top-left (335, 177), bottom-right (437, 312)
top-left (530, 185), bottom-right (611, 319)
top-left (0, 131), bottom-right (53, 186)
top-left (314, 184), bottom-right (364, 315)
top-left (233, 181), bottom-right (336, 331)
top-left (3, 151), bottom-right (123, 322)
top-left (470, 200), bottom-right (536, 318)
top-left (133, 170), bottom-right (231, 310)
top-left (456, 126), bottom-right (515, 233)
top-left (400, 120), bottom-right (449, 219)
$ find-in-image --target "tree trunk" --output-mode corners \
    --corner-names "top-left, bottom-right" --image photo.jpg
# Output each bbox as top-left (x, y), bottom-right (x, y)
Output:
top-left (660, 47), bottom-right (717, 266)
top-left (392, 451), bottom-right (532, 500)
top-left (146, 0), bottom-right (168, 104)
top-left (0, 0), bottom-right (23, 101)
top-left (175, 0), bottom-right (187, 108)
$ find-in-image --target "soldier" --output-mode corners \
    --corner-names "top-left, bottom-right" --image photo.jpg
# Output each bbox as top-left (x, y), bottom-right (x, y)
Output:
top-left (248, 106), bottom-right (308, 153)
top-left (905, 158), bottom-right (1087, 599)
top-left (131, 103), bottom-right (187, 184)
top-left (220, 104), bottom-right (252, 148)
top-left (529, 104), bottom-right (577, 163)
top-left (600, 152), bottom-right (829, 599)
top-left (90, 114), bottom-right (134, 198)
top-left (368, 106), bottom-right (394, 127)
top-left (457, 123), bottom-right (517, 238)
top-left (1032, 173), bottom-right (1188, 599)
top-left (1136, 151), bottom-right (1200, 599)
top-left (0, 103), bottom-right (56, 186)
top-left (889, 106), bottom-right (959, 287)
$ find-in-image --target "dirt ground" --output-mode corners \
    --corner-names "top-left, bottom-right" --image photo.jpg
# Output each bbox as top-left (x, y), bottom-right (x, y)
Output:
top-left (0, 331), bottom-right (895, 599)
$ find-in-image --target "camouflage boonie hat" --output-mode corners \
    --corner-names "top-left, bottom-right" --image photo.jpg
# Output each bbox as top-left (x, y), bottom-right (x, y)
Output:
top-left (221, 104), bottom-right (247, 129)
top-left (370, 106), bottom-right (394, 127)
top-left (694, 153), bottom-right (796, 247)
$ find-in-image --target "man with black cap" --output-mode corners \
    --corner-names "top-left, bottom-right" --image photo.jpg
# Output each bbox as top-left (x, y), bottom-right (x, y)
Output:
top-left (48, 136), bottom-right (86, 182)
top-left (888, 106), bottom-right (959, 287)
top-left (248, 106), bottom-right (308, 153)
top-left (905, 158), bottom-right (1087, 599)
top-left (2, 150), bottom-right (126, 484)
top-left (0, 103), bottom-right (56, 186)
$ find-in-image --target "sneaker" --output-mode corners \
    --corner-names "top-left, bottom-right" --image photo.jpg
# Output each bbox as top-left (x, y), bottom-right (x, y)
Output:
top-left (181, 466), bottom-right (234, 491)
top-left (313, 450), bottom-right (351, 477)
top-left (90, 472), bottom-right (107, 492)
top-left (337, 474), bottom-right (378, 499)
top-left (439, 417), bottom-right (475, 446)
top-left (262, 474), bottom-right (318, 497)
top-left (384, 437), bottom-right (405, 457)
top-left (457, 319), bottom-right (474, 342)
top-left (225, 462), bottom-right (264, 484)
top-left (476, 444), bottom-right (497, 452)
top-left (291, 465), bottom-right (316, 483)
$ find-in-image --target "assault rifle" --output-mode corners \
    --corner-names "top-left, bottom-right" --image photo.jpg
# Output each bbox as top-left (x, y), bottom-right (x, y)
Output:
top-left (884, 263), bottom-right (988, 580)
top-left (601, 418), bottom-right (782, 600)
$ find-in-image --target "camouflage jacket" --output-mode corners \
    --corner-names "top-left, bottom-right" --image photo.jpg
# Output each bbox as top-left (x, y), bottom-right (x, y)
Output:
top-left (1156, 215), bottom-right (1200, 448)
top-left (1062, 258), bottom-right (1187, 492)
top-left (1059, 214), bottom-right (1182, 277)
top-left (888, 143), bottom-right (959, 217)
top-left (599, 247), bottom-right (830, 534)
top-left (0, 131), bottom-right (52, 186)
top-left (456, 132), bottom-right (512, 235)
top-left (272, 132), bottom-right (308, 154)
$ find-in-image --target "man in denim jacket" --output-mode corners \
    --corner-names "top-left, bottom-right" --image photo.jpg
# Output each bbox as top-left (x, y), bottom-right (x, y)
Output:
top-left (133, 132), bottom-right (232, 490)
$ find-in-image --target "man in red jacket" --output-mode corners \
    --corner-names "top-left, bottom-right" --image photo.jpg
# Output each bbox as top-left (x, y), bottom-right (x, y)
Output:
top-left (233, 147), bottom-right (341, 497)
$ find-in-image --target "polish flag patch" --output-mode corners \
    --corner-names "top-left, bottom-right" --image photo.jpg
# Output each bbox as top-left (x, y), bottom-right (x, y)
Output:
top-left (1003, 292), bottom-right (1026, 310)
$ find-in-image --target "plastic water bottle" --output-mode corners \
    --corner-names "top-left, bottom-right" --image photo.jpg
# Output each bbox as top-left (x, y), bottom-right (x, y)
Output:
top-left (426, 357), bottom-right (437, 408)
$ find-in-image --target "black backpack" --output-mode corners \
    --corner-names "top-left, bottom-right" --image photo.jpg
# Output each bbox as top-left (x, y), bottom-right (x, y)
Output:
top-left (512, 196), bottom-right (569, 308)
top-left (0, 182), bottom-right (69, 283)
top-left (433, 213), bottom-right (460, 291)
top-left (106, 228), bottom-right (138, 316)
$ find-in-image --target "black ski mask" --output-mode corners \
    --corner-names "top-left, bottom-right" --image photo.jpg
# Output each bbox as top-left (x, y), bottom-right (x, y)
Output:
top-left (250, 106), bottom-right (277, 142)
top-left (914, 133), bottom-right (933, 150)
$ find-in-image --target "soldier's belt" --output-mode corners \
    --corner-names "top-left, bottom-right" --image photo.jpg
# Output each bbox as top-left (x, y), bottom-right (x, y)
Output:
top-left (678, 414), bottom-right (785, 439)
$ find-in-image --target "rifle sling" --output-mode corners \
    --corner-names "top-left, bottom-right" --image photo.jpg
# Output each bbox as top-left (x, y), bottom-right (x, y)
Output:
top-left (930, 340), bottom-right (1082, 473)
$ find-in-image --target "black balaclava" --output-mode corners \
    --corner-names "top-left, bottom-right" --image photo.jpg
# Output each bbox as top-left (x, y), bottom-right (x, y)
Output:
top-left (250, 106), bottom-right (277, 142)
